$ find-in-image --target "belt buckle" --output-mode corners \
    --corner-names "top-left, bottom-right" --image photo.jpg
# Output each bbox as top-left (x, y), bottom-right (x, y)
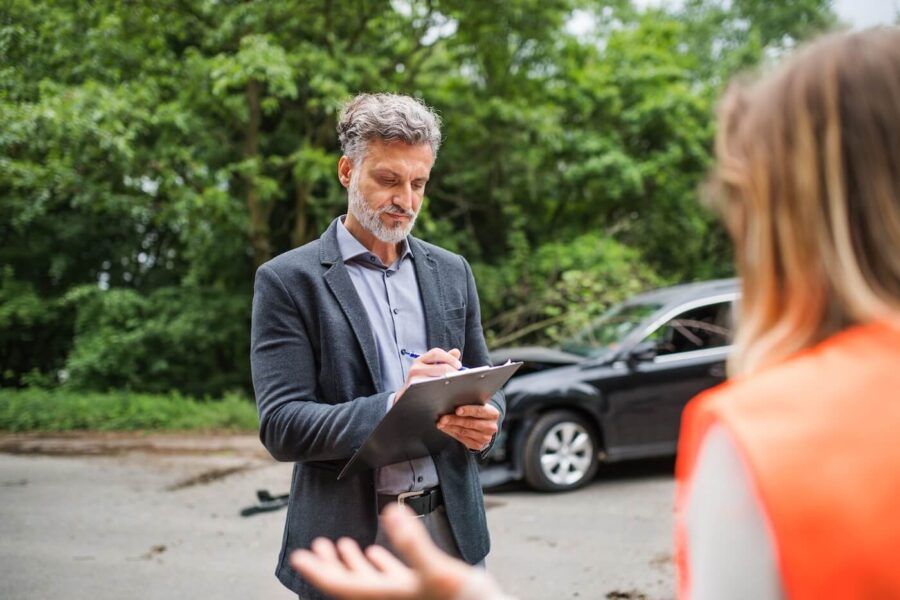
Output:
top-left (396, 490), bottom-right (426, 518)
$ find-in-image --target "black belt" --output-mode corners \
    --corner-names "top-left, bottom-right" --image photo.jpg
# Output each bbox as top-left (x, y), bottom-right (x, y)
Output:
top-left (377, 487), bottom-right (443, 516)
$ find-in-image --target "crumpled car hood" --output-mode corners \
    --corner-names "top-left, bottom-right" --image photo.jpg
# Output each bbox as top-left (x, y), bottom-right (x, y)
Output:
top-left (489, 346), bottom-right (584, 366)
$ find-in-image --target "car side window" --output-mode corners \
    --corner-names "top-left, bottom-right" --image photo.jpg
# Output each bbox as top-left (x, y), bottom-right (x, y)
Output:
top-left (646, 302), bottom-right (734, 356)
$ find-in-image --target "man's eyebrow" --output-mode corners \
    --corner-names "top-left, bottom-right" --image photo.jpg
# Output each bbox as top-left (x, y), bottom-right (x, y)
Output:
top-left (371, 168), bottom-right (429, 183)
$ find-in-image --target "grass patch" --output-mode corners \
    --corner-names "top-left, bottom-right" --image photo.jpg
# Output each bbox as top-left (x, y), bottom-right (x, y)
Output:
top-left (0, 388), bottom-right (259, 432)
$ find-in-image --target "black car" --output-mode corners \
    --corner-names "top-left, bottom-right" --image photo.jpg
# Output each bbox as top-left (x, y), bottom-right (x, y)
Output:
top-left (481, 278), bottom-right (739, 492)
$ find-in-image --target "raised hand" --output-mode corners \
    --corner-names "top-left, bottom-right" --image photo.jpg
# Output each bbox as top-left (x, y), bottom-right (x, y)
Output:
top-left (291, 504), bottom-right (472, 600)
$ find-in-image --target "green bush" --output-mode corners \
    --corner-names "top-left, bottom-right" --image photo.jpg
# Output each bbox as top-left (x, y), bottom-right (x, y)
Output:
top-left (0, 388), bottom-right (258, 432)
top-left (0, 267), bottom-right (74, 387)
top-left (63, 285), bottom-right (250, 396)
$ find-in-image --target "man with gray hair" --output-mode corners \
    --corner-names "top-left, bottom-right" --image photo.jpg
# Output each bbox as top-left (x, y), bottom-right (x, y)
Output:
top-left (251, 92), bottom-right (505, 599)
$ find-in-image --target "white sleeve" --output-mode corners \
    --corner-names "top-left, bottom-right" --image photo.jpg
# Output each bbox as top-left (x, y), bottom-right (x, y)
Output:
top-left (685, 424), bottom-right (785, 600)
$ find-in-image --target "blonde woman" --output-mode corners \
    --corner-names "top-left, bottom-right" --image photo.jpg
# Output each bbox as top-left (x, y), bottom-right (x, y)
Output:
top-left (291, 27), bottom-right (900, 600)
top-left (674, 25), bottom-right (900, 600)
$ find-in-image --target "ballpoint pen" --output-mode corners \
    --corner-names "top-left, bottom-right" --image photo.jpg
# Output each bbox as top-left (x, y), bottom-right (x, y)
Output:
top-left (400, 349), bottom-right (468, 370)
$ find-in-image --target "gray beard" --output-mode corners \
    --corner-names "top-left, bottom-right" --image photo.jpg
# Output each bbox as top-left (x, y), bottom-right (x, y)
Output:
top-left (347, 176), bottom-right (418, 244)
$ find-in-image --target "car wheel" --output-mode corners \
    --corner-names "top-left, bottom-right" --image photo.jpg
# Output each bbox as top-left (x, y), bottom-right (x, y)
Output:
top-left (523, 410), bottom-right (600, 492)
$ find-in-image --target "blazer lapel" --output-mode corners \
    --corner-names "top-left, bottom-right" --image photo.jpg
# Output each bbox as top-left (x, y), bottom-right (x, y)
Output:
top-left (410, 237), bottom-right (446, 350)
top-left (320, 220), bottom-right (382, 390)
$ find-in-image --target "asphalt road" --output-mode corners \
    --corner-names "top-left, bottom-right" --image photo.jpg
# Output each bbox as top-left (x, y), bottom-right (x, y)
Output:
top-left (0, 433), bottom-right (675, 600)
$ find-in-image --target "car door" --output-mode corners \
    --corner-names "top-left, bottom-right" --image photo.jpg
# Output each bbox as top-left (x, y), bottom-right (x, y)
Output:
top-left (599, 299), bottom-right (735, 458)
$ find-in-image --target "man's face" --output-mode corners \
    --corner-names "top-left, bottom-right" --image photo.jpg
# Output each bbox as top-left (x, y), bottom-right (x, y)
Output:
top-left (342, 139), bottom-right (433, 243)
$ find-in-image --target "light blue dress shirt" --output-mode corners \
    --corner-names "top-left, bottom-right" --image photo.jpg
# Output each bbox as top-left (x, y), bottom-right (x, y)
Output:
top-left (335, 217), bottom-right (440, 494)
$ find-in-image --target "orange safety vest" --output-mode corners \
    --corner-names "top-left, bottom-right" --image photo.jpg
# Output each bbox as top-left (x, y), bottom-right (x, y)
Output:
top-left (675, 319), bottom-right (900, 600)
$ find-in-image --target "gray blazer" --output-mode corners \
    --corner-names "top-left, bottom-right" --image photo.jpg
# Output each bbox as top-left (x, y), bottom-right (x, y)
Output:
top-left (250, 218), bottom-right (506, 598)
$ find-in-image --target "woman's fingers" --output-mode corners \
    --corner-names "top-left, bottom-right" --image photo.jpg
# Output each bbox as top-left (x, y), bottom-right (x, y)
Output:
top-left (381, 505), bottom-right (446, 571)
top-left (381, 505), bottom-right (471, 600)
top-left (310, 536), bottom-right (339, 561)
top-left (291, 548), bottom-right (356, 597)
top-left (365, 544), bottom-right (413, 578)
top-left (336, 537), bottom-right (377, 574)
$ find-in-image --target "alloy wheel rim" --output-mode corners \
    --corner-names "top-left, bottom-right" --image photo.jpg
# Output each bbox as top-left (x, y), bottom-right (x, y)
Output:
top-left (539, 421), bottom-right (594, 486)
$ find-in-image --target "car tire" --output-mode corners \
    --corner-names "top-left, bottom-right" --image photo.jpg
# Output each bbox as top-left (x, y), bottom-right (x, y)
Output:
top-left (523, 410), bottom-right (600, 492)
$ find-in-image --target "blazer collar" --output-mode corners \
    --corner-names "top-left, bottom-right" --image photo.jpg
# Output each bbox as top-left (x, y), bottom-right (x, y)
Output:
top-left (320, 218), bottom-right (382, 388)
top-left (319, 218), bottom-right (447, 386)
top-left (319, 218), bottom-right (344, 266)
top-left (407, 237), bottom-right (446, 350)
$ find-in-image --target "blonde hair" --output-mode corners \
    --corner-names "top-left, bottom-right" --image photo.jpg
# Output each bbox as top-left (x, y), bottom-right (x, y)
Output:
top-left (708, 28), bottom-right (900, 376)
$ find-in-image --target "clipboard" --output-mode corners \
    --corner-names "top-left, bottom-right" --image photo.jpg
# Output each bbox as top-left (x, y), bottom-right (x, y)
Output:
top-left (337, 361), bottom-right (522, 480)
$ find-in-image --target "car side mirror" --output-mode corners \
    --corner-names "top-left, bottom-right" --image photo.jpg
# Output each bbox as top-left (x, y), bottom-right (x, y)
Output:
top-left (627, 340), bottom-right (658, 364)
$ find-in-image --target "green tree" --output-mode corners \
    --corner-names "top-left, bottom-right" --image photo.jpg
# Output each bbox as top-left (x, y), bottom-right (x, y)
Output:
top-left (0, 0), bottom-right (836, 390)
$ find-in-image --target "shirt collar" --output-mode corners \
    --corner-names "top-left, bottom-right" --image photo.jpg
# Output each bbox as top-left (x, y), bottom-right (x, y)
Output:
top-left (336, 215), bottom-right (412, 267)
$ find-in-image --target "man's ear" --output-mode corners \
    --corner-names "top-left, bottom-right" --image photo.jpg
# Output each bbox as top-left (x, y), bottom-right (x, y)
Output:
top-left (337, 156), bottom-right (353, 189)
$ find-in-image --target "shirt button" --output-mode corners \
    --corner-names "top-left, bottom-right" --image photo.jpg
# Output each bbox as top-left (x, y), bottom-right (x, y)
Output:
top-left (417, 476), bottom-right (423, 483)
top-left (392, 308), bottom-right (399, 315)
top-left (386, 271), bottom-right (392, 278)
top-left (368, 256), bottom-right (376, 262)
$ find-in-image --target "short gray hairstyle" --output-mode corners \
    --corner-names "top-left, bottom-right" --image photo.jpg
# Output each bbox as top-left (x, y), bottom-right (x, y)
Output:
top-left (337, 93), bottom-right (442, 164)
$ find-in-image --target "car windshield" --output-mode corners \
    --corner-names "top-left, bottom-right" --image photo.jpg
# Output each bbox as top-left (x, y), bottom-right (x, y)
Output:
top-left (560, 303), bottom-right (661, 357)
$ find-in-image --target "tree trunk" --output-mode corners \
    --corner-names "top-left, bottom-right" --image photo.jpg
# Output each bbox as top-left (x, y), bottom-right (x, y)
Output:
top-left (245, 79), bottom-right (271, 269)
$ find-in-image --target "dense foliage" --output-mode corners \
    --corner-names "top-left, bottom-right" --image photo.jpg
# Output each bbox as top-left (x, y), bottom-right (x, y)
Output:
top-left (1, 0), bottom-right (835, 396)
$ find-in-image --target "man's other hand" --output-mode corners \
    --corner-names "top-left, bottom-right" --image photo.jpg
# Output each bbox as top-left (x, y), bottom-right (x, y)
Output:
top-left (394, 348), bottom-right (462, 404)
top-left (290, 504), bottom-right (471, 600)
top-left (437, 403), bottom-right (500, 451)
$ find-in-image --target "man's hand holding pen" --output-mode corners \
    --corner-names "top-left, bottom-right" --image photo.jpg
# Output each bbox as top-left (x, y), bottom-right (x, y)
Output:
top-left (395, 347), bottom-right (501, 452)
top-left (394, 347), bottom-right (463, 404)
